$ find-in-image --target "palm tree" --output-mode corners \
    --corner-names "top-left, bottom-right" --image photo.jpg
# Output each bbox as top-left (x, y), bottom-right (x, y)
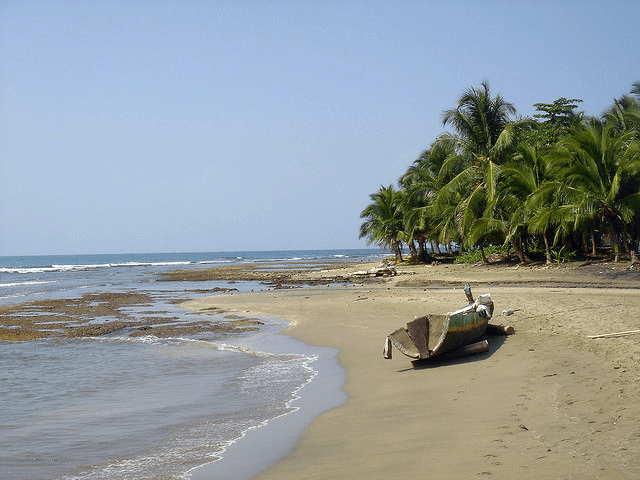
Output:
top-left (501, 145), bottom-right (555, 263)
top-left (399, 140), bottom-right (459, 260)
top-left (545, 119), bottom-right (640, 261)
top-left (441, 81), bottom-right (516, 160)
top-left (603, 96), bottom-right (640, 259)
top-left (604, 95), bottom-right (640, 136)
top-left (359, 185), bottom-right (405, 262)
top-left (399, 150), bottom-right (437, 260)
top-left (435, 81), bottom-right (523, 261)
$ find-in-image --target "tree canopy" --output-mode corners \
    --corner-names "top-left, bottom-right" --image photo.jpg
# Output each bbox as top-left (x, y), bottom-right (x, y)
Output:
top-left (360, 82), bottom-right (640, 264)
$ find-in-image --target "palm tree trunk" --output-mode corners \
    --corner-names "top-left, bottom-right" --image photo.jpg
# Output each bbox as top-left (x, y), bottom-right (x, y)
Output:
top-left (582, 233), bottom-right (589, 257)
top-left (629, 234), bottom-right (638, 264)
top-left (622, 227), bottom-right (635, 262)
top-left (543, 231), bottom-right (553, 264)
top-left (409, 241), bottom-right (418, 259)
top-left (417, 239), bottom-right (435, 263)
top-left (392, 240), bottom-right (403, 263)
top-left (522, 235), bottom-right (532, 262)
top-left (508, 237), bottom-right (526, 263)
top-left (511, 239), bottom-right (526, 263)
top-left (479, 245), bottom-right (489, 264)
top-left (605, 223), bottom-right (621, 262)
top-left (591, 232), bottom-right (597, 256)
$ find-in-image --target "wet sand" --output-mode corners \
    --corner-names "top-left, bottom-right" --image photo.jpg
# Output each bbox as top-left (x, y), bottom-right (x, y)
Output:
top-left (183, 261), bottom-right (640, 479)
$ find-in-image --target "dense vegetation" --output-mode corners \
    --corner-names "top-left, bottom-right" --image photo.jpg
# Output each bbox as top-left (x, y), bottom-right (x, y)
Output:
top-left (360, 81), bottom-right (640, 264)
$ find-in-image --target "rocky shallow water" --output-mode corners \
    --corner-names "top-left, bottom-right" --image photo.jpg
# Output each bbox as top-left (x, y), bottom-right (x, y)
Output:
top-left (0, 289), bottom-right (265, 341)
top-left (0, 262), bottom-right (381, 341)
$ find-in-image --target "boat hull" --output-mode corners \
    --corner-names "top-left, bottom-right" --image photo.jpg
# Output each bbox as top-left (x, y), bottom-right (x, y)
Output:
top-left (386, 310), bottom-right (490, 360)
top-left (438, 310), bottom-right (490, 354)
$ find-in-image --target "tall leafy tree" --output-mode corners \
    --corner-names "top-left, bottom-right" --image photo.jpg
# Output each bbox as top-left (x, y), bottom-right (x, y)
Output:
top-left (545, 119), bottom-right (640, 261)
top-left (604, 95), bottom-right (640, 139)
top-left (533, 98), bottom-right (583, 138)
top-left (502, 98), bottom-right (585, 262)
top-left (359, 185), bottom-right (405, 262)
top-left (361, 81), bottom-right (640, 263)
top-left (436, 81), bottom-right (523, 261)
top-left (399, 139), bottom-right (459, 260)
top-left (501, 145), bottom-right (555, 263)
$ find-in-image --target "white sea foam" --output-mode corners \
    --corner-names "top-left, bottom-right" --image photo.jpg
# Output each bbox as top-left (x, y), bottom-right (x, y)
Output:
top-left (185, 350), bottom-right (320, 480)
top-left (0, 280), bottom-right (55, 288)
top-left (49, 334), bottom-right (321, 480)
top-left (99, 336), bottom-right (313, 363)
top-left (0, 264), bottom-right (104, 274)
top-left (0, 266), bottom-right (57, 274)
top-left (0, 261), bottom-right (198, 275)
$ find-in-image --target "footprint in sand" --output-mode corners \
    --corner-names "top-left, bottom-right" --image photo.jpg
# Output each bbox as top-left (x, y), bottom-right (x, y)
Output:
top-left (491, 438), bottom-right (509, 449)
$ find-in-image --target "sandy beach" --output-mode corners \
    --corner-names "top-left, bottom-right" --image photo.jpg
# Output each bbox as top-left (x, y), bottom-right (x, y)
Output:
top-left (183, 261), bottom-right (640, 479)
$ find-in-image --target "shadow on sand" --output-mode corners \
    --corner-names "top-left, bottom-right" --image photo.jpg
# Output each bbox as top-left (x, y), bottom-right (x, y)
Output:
top-left (396, 333), bottom-right (509, 372)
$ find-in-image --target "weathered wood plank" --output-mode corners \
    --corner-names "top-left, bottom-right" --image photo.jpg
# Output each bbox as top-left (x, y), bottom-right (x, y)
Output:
top-left (486, 324), bottom-right (515, 335)
top-left (436, 340), bottom-right (489, 361)
top-left (588, 329), bottom-right (640, 339)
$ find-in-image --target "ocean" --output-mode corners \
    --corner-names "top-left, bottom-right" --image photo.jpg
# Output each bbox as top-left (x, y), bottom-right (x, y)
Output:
top-left (0, 249), bottom-right (385, 480)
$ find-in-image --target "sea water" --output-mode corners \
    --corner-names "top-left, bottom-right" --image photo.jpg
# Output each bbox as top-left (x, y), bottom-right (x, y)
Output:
top-left (0, 250), bottom-right (384, 480)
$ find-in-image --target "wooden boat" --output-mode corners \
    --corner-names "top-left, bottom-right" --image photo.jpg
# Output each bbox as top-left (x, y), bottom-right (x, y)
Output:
top-left (383, 286), bottom-right (493, 360)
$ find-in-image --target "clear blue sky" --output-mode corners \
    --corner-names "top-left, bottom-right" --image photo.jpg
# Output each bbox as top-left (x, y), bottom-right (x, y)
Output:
top-left (1, 0), bottom-right (638, 256)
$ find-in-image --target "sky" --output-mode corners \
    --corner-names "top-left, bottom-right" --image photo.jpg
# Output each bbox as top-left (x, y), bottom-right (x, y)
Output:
top-left (1, 0), bottom-right (638, 256)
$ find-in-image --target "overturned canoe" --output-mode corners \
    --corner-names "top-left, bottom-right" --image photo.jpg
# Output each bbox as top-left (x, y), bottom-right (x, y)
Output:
top-left (383, 292), bottom-right (493, 360)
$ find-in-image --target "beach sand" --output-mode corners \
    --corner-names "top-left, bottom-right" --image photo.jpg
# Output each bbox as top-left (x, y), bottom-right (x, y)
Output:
top-left (183, 261), bottom-right (640, 479)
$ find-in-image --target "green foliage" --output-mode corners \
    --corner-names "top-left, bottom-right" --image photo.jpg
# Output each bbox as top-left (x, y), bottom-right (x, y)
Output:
top-left (359, 185), bottom-right (406, 262)
top-left (533, 97), bottom-right (583, 127)
top-left (532, 97), bottom-right (583, 146)
top-left (436, 81), bottom-right (518, 254)
top-left (453, 245), bottom-right (511, 264)
top-left (362, 81), bottom-right (640, 264)
top-left (551, 246), bottom-right (576, 265)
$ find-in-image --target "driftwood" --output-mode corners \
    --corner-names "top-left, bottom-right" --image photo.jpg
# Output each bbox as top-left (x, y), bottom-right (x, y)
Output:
top-left (486, 324), bottom-right (515, 335)
top-left (464, 284), bottom-right (474, 303)
top-left (351, 260), bottom-right (397, 278)
top-left (588, 329), bottom-right (640, 339)
top-left (440, 340), bottom-right (489, 359)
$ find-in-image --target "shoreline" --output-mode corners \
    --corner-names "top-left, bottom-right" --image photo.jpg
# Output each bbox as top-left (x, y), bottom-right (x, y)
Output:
top-left (182, 261), bottom-right (640, 479)
top-left (188, 324), bottom-right (347, 480)
top-left (0, 250), bottom-right (379, 480)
